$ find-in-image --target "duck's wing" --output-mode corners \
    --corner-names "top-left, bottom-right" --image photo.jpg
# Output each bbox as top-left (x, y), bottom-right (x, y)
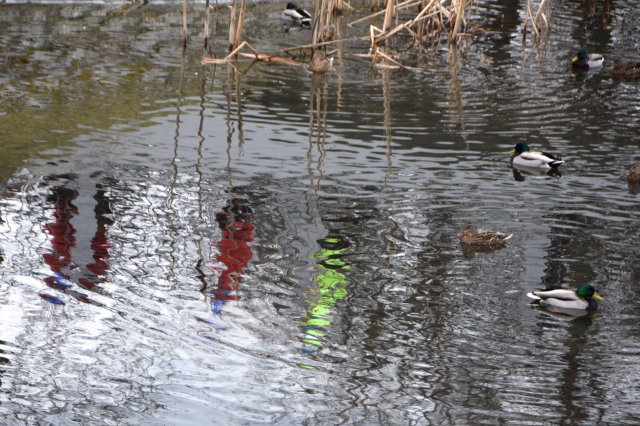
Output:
top-left (478, 229), bottom-right (512, 242)
top-left (516, 150), bottom-right (564, 168)
top-left (296, 7), bottom-right (312, 19)
top-left (531, 288), bottom-right (579, 301)
top-left (282, 9), bottom-right (304, 22)
top-left (588, 53), bottom-right (604, 67)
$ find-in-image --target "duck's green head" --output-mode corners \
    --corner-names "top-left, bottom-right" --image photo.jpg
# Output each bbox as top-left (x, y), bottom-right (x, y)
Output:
top-left (573, 49), bottom-right (588, 63)
top-left (510, 142), bottom-right (529, 154)
top-left (577, 284), bottom-right (603, 301)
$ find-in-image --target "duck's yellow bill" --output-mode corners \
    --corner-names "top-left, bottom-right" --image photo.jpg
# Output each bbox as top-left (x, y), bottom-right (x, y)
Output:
top-left (594, 292), bottom-right (604, 301)
top-left (509, 149), bottom-right (516, 154)
top-left (571, 55), bottom-right (578, 63)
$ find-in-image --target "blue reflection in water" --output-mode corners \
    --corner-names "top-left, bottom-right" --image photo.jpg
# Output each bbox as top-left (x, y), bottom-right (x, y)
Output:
top-left (298, 235), bottom-right (351, 367)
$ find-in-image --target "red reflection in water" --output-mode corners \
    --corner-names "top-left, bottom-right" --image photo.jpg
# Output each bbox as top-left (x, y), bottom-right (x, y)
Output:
top-left (41, 184), bottom-right (111, 304)
top-left (210, 198), bottom-right (254, 315)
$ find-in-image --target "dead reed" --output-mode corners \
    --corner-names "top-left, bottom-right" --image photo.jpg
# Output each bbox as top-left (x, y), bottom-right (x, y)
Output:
top-left (522, 0), bottom-right (551, 42)
top-left (200, 0), bottom-right (549, 72)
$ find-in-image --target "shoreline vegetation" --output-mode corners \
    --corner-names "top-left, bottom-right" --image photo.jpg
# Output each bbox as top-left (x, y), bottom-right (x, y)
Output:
top-left (196, 0), bottom-right (552, 72)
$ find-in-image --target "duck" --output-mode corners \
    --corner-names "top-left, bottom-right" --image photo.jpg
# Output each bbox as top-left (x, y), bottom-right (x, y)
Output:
top-left (309, 53), bottom-right (334, 73)
top-left (571, 49), bottom-right (604, 70)
top-left (527, 284), bottom-right (603, 311)
top-left (627, 163), bottom-right (640, 182)
top-left (281, 2), bottom-right (312, 28)
top-left (611, 59), bottom-right (640, 79)
top-left (458, 226), bottom-right (512, 246)
top-left (510, 142), bottom-right (565, 169)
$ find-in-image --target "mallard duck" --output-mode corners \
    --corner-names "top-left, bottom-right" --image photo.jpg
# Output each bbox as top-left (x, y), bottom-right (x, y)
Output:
top-left (458, 226), bottom-right (512, 246)
top-left (627, 163), bottom-right (640, 182)
top-left (510, 142), bottom-right (565, 169)
top-left (527, 284), bottom-right (603, 311)
top-left (611, 60), bottom-right (640, 79)
top-left (571, 49), bottom-right (604, 70)
top-left (309, 53), bottom-right (334, 73)
top-left (281, 2), bottom-right (312, 28)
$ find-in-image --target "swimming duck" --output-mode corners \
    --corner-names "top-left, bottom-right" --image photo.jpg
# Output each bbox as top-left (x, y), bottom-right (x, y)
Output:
top-left (309, 53), bottom-right (334, 73)
top-left (626, 163), bottom-right (640, 181)
top-left (527, 284), bottom-right (603, 311)
top-left (458, 226), bottom-right (512, 246)
top-left (571, 49), bottom-right (604, 70)
top-left (281, 2), bottom-right (312, 28)
top-left (510, 142), bottom-right (565, 169)
top-left (611, 59), bottom-right (640, 79)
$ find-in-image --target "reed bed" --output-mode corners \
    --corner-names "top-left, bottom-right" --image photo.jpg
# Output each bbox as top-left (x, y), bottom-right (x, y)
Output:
top-left (201, 0), bottom-right (550, 70)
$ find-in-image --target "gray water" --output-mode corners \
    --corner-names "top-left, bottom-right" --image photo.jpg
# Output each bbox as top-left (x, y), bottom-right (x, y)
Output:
top-left (1, 1), bottom-right (640, 424)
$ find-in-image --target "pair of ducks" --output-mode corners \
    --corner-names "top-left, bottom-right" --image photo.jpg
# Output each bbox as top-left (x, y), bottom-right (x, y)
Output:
top-left (459, 224), bottom-right (603, 311)
top-left (460, 141), bottom-right (603, 312)
top-left (459, 224), bottom-right (603, 312)
top-left (572, 49), bottom-right (640, 78)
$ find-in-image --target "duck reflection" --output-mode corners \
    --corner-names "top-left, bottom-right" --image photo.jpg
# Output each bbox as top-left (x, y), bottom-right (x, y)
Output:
top-left (299, 235), bottom-right (351, 356)
top-left (512, 165), bottom-right (562, 181)
top-left (209, 198), bottom-right (254, 315)
top-left (531, 304), bottom-right (595, 323)
top-left (42, 180), bottom-right (112, 305)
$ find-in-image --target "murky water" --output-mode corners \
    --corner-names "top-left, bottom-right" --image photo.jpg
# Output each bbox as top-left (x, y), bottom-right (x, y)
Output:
top-left (1, 1), bottom-right (640, 424)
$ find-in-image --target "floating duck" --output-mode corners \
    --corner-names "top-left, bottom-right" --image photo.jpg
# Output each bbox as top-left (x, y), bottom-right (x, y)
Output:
top-left (527, 284), bottom-right (603, 311)
top-left (281, 2), bottom-right (312, 28)
top-left (627, 163), bottom-right (640, 182)
top-left (611, 60), bottom-right (640, 79)
top-left (510, 142), bottom-right (565, 169)
top-left (571, 49), bottom-right (604, 70)
top-left (458, 226), bottom-right (512, 247)
top-left (309, 53), bottom-right (334, 73)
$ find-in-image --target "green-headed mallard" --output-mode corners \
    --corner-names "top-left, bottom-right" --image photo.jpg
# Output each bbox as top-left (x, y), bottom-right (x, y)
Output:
top-left (572, 49), bottom-right (604, 70)
top-left (611, 60), bottom-right (640, 79)
top-left (510, 142), bottom-right (565, 169)
top-left (527, 284), bottom-right (603, 311)
top-left (281, 2), bottom-right (312, 28)
top-left (458, 226), bottom-right (512, 246)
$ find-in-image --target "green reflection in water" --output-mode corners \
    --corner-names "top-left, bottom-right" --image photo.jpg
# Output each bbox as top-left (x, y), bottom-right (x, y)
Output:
top-left (299, 236), bottom-right (351, 368)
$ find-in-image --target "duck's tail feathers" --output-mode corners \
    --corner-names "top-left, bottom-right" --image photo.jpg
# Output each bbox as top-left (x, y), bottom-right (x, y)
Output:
top-left (527, 292), bottom-right (542, 300)
top-left (548, 159), bottom-right (565, 168)
top-left (503, 233), bottom-right (513, 241)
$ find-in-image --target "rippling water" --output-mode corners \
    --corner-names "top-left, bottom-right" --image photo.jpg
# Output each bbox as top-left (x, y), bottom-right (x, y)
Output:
top-left (1, 1), bottom-right (640, 424)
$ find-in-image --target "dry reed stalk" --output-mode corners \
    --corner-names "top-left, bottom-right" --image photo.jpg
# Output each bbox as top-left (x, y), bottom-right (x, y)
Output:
top-left (373, 0), bottom-right (433, 44)
top-left (282, 36), bottom-right (366, 53)
top-left (450, 0), bottom-right (470, 44)
top-left (204, 0), bottom-right (211, 49)
top-left (312, 0), bottom-right (329, 46)
top-left (382, 0), bottom-right (396, 32)
top-left (534, 0), bottom-right (551, 34)
top-left (234, 0), bottom-right (248, 49)
top-left (202, 41), bottom-right (306, 66)
top-left (523, 0), bottom-right (551, 41)
top-left (374, 5), bottom-right (442, 44)
top-left (369, 48), bottom-right (419, 70)
top-left (182, 0), bottom-right (189, 44)
top-left (228, 0), bottom-right (238, 50)
top-left (237, 52), bottom-right (306, 66)
top-left (348, 0), bottom-right (418, 27)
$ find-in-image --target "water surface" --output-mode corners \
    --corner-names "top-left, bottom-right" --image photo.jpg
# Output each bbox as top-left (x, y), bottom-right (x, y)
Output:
top-left (1, 1), bottom-right (640, 424)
